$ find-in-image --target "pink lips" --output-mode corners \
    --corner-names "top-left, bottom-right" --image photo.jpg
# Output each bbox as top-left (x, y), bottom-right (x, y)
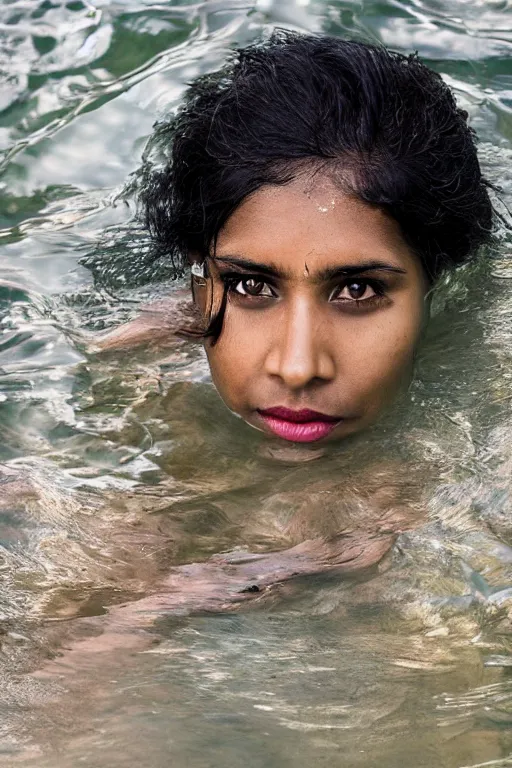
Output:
top-left (257, 407), bottom-right (341, 443)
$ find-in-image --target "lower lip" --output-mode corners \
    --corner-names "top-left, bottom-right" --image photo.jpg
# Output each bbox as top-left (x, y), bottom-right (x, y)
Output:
top-left (258, 415), bottom-right (340, 443)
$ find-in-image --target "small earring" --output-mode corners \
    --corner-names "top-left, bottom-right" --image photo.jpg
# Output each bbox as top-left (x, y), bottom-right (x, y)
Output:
top-left (191, 262), bottom-right (205, 279)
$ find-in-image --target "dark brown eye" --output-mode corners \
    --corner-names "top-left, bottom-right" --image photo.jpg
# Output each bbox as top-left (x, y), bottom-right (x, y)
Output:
top-left (330, 280), bottom-right (377, 302)
top-left (233, 278), bottom-right (274, 297)
top-left (347, 281), bottom-right (368, 299)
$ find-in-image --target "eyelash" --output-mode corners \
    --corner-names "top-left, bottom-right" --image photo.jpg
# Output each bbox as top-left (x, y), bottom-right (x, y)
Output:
top-left (221, 274), bottom-right (388, 310)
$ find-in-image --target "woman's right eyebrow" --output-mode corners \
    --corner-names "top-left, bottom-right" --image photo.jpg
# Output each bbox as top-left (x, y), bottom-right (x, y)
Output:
top-left (214, 256), bottom-right (283, 279)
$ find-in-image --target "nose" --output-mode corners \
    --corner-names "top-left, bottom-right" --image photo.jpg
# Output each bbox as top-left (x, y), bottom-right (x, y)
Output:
top-left (264, 296), bottom-right (336, 390)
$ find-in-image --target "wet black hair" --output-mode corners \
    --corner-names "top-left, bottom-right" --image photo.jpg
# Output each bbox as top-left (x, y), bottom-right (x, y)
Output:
top-left (142, 29), bottom-right (493, 286)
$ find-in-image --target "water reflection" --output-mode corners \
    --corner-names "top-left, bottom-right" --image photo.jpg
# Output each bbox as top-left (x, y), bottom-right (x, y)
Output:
top-left (0, 0), bottom-right (512, 765)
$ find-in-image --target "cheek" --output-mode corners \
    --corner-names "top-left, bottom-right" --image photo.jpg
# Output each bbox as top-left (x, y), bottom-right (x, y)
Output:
top-left (338, 303), bottom-right (423, 410)
top-left (204, 305), bottom-right (266, 410)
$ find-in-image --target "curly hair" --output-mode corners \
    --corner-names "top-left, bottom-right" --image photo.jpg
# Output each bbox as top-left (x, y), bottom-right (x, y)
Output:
top-left (142, 29), bottom-right (493, 284)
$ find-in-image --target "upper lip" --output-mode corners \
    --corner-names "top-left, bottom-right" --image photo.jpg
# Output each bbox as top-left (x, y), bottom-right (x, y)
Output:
top-left (258, 407), bottom-right (341, 423)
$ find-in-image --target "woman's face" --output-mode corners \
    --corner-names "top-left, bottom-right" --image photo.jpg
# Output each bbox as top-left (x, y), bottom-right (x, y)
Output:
top-left (201, 175), bottom-right (428, 443)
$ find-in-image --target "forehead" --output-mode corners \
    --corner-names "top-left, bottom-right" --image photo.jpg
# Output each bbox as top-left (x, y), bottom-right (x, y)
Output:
top-left (215, 176), bottom-right (418, 276)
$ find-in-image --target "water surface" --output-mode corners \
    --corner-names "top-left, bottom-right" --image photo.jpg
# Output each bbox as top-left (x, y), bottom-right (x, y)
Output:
top-left (1, 0), bottom-right (512, 765)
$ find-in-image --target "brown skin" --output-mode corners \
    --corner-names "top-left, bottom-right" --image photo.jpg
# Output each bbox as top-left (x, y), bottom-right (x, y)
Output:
top-left (93, 173), bottom-right (428, 444)
top-left (33, 525), bottom-right (398, 677)
top-left (204, 175), bottom-right (429, 442)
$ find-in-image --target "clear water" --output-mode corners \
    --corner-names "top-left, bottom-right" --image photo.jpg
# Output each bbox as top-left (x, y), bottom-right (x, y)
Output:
top-left (1, 0), bottom-right (512, 765)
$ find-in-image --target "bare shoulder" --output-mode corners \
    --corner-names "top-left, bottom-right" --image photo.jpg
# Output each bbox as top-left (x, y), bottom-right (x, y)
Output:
top-left (0, 463), bottom-right (40, 507)
top-left (89, 289), bottom-right (196, 354)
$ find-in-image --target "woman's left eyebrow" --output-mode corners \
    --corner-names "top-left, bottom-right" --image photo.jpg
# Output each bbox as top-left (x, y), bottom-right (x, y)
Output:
top-left (316, 262), bottom-right (407, 281)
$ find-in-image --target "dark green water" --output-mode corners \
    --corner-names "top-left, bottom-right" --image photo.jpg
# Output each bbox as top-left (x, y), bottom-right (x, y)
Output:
top-left (1, 0), bottom-right (512, 765)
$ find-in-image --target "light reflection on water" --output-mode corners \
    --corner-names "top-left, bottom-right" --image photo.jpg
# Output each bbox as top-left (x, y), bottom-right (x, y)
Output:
top-left (0, 0), bottom-right (512, 765)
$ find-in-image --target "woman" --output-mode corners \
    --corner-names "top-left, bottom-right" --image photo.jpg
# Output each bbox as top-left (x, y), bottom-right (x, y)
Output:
top-left (6, 30), bottom-right (498, 686)
top-left (20, 29), bottom-right (492, 622)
